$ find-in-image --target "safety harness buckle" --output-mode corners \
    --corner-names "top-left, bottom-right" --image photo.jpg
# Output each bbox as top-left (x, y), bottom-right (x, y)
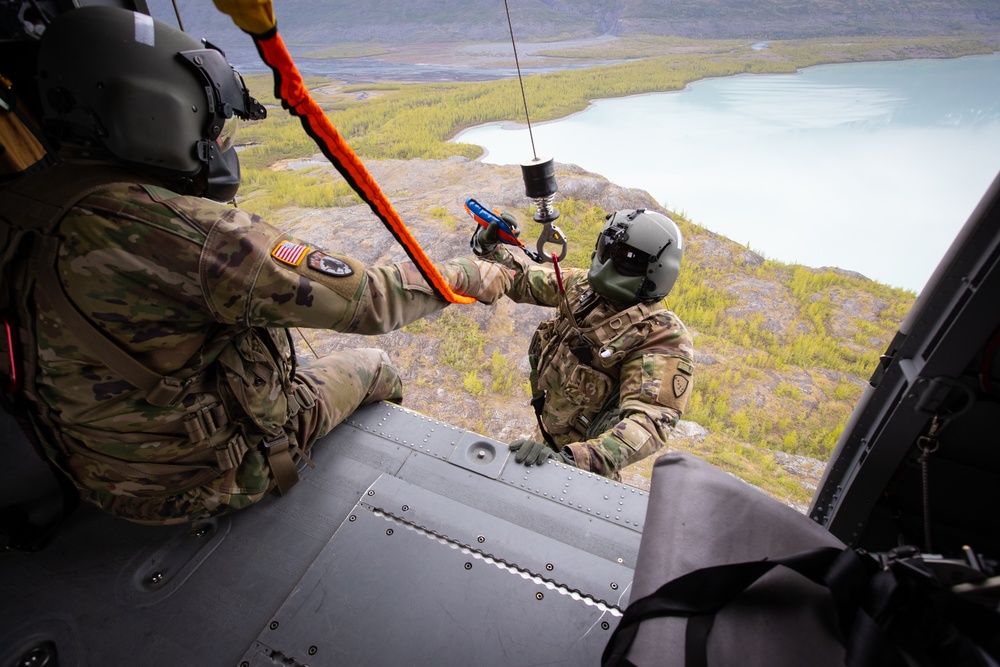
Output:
top-left (260, 431), bottom-right (298, 496)
top-left (286, 382), bottom-right (316, 417)
top-left (146, 376), bottom-right (194, 408)
top-left (261, 432), bottom-right (289, 454)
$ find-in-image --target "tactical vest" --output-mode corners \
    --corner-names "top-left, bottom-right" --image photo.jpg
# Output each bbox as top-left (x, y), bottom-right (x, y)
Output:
top-left (528, 285), bottom-right (662, 445)
top-left (0, 162), bottom-right (305, 517)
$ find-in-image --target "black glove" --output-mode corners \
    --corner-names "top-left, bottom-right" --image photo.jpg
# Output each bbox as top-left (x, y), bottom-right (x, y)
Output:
top-left (508, 439), bottom-right (568, 466)
top-left (471, 213), bottom-right (519, 256)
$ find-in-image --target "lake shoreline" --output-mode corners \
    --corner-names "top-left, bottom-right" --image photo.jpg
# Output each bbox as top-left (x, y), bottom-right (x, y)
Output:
top-left (454, 53), bottom-right (1000, 293)
top-left (451, 50), bottom-right (1000, 141)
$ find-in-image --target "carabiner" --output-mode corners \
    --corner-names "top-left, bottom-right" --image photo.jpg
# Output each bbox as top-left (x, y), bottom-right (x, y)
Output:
top-left (535, 222), bottom-right (568, 263)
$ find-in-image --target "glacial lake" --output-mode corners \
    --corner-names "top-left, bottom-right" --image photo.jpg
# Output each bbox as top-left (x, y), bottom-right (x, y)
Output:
top-left (454, 53), bottom-right (1000, 293)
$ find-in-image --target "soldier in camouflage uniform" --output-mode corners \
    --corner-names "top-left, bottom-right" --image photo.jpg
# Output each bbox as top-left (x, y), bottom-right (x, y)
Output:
top-left (0, 7), bottom-right (510, 524)
top-left (473, 208), bottom-right (694, 479)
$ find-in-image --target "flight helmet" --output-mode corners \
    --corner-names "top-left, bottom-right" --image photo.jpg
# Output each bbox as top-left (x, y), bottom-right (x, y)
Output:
top-left (35, 6), bottom-right (265, 201)
top-left (587, 209), bottom-right (683, 306)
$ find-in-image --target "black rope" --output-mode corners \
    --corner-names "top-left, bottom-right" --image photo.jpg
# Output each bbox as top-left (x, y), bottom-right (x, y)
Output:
top-left (502, 0), bottom-right (538, 160)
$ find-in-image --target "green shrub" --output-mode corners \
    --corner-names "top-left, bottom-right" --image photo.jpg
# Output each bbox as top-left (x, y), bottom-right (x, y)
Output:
top-left (464, 371), bottom-right (485, 396)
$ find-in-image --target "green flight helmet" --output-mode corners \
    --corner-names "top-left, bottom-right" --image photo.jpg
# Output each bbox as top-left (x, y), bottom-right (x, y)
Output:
top-left (35, 6), bottom-right (265, 201)
top-left (587, 209), bottom-right (684, 306)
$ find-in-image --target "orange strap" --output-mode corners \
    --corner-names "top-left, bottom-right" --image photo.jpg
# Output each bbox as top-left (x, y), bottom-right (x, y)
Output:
top-left (252, 30), bottom-right (474, 304)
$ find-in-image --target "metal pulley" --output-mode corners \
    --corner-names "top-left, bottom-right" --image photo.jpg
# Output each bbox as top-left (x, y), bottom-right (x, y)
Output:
top-left (521, 156), bottom-right (567, 263)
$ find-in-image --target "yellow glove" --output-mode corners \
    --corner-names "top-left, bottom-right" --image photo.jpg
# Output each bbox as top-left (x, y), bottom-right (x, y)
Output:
top-left (212, 0), bottom-right (276, 35)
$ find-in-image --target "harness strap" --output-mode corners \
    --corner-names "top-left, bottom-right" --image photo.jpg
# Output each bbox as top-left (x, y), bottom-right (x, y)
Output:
top-left (34, 262), bottom-right (194, 407)
top-left (602, 547), bottom-right (882, 667)
top-left (3, 161), bottom-right (299, 494)
top-left (2, 162), bottom-right (192, 402)
top-left (530, 392), bottom-right (558, 448)
top-left (601, 546), bottom-right (1000, 667)
top-left (261, 431), bottom-right (297, 496)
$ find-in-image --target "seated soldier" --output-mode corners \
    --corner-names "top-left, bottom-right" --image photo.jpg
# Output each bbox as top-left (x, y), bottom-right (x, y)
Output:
top-left (473, 208), bottom-right (694, 480)
top-left (1, 7), bottom-right (509, 524)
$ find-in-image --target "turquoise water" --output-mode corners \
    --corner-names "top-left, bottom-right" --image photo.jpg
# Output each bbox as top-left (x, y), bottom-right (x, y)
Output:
top-left (455, 54), bottom-right (1000, 293)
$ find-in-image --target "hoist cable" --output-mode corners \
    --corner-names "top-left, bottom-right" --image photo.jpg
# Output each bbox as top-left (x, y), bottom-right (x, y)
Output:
top-left (503, 0), bottom-right (538, 161)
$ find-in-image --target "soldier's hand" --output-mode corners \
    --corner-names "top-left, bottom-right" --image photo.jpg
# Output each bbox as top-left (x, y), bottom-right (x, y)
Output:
top-left (471, 259), bottom-right (513, 304)
top-left (499, 212), bottom-right (519, 237)
top-left (471, 213), bottom-right (519, 256)
top-left (508, 439), bottom-right (566, 466)
top-left (472, 221), bottom-right (500, 256)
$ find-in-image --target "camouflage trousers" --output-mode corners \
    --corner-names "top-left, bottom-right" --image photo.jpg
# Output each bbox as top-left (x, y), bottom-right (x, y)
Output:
top-left (292, 347), bottom-right (403, 452)
top-left (102, 348), bottom-right (402, 524)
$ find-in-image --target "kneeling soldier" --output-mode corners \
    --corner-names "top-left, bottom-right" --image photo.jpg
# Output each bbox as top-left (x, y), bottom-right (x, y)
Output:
top-left (473, 208), bottom-right (694, 479)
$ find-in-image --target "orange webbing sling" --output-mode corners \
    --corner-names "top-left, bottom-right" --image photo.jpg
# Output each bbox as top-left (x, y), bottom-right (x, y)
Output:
top-left (212, 0), bottom-right (475, 304)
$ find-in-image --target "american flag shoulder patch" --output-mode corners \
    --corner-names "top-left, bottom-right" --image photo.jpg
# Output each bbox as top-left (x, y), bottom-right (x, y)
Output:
top-left (271, 240), bottom-right (311, 267)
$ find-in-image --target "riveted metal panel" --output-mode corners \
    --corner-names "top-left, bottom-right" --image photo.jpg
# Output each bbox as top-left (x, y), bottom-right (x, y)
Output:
top-left (361, 474), bottom-right (636, 607)
top-left (396, 450), bottom-right (645, 569)
top-left (241, 494), bottom-right (623, 667)
top-left (344, 402), bottom-right (465, 461)
top-left (498, 458), bottom-right (649, 531)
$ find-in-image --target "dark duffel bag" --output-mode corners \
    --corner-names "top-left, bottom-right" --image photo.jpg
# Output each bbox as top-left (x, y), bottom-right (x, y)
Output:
top-left (604, 453), bottom-right (999, 667)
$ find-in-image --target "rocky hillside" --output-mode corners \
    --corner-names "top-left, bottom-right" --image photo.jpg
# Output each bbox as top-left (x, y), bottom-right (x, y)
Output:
top-left (252, 156), bottom-right (914, 511)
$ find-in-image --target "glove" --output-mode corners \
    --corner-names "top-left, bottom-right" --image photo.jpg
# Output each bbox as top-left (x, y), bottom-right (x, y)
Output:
top-left (508, 439), bottom-right (570, 466)
top-left (471, 212), bottom-right (519, 256)
top-left (213, 0), bottom-right (276, 35)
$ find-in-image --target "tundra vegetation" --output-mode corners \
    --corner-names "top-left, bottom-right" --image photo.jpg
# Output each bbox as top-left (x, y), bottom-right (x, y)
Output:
top-left (229, 35), bottom-right (987, 506)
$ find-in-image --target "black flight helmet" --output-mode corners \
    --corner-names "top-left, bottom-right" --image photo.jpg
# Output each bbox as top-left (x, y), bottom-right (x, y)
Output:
top-left (35, 6), bottom-right (265, 201)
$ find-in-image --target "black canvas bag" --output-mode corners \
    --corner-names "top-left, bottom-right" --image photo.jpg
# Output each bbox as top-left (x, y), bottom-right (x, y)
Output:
top-left (604, 453), bottom-right (999, 667)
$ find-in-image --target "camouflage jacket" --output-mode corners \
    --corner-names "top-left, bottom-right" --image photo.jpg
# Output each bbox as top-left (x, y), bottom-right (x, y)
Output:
top-left (23, 183), bottom-right (486, 517)
top-left (485, 246), bottom-right (694, 478)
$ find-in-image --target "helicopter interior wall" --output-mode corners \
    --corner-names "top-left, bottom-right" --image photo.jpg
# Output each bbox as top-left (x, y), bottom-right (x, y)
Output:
top-left (812, 169), bottom-right (1000, 564)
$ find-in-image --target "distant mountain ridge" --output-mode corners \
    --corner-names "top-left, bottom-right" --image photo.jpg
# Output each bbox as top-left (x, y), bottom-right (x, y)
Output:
top-left (168, 0), bottom-right (1000, 50)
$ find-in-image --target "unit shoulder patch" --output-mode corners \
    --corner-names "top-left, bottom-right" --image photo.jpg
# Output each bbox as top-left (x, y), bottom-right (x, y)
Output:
top-left (271, 240), bottom-right (310, 267)
top-left (307, 250), bottom-right (354, 277)
top-left (673, 374), bottom-right (690, 398)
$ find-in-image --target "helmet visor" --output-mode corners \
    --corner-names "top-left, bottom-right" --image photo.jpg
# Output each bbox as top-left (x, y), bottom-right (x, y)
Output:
top-left (216, 115), bottom-right (239, 152)
top-left (597, 231), bottom-right (651, 277)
